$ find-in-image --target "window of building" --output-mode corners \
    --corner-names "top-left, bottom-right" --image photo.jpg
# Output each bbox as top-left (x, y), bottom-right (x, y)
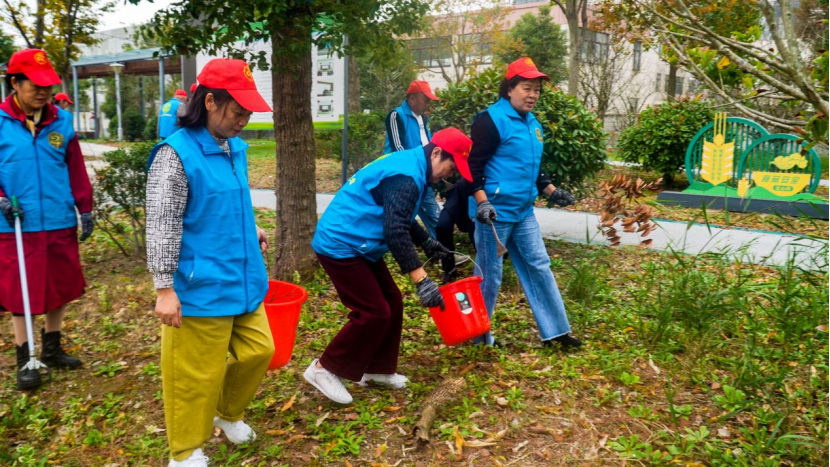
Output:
top-left (628, 98), bottom-right (639, 114)
top-left (632, 41), bottom-right (641, 72)
top-left (580, 30), bottom-right (609, 63)
top-left (675, 77), bottom-right (684, 95)
top-left (513, 0), bottom-right (540, 4)
top-left (408, 37), bottom-right (452, 68)
top-left (655, 73), bottom-right (662, 92)
top-left (460, 33), bottom-right (494, 65)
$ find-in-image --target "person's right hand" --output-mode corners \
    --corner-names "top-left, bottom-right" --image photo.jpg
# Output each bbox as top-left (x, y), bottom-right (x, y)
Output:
top-left (475, 200), bottom-right (497, 224)
top-left (0, 197), bottom-right (24, 228)
top-left (155, 288), bottom-right (182, 328)
top-left (416, 277), bottom-right (445, 310)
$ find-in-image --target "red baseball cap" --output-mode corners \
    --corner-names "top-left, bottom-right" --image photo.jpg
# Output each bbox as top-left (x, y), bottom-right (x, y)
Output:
top-left (406, 80), bottom-right (439, 101)
top-left (197, 59), bottom-right (271, 112)
top-left (54, 92), bottom-right (74, 104)
top-left (7, 49), bottom-right (61, 87)
top-left (431, 128), bottom-right (473, 182)
top-left (174, 89), bottom-right (187, 97)
top-left (505, 57), bottom-right (549, 81)
top-left (190, 83), bottom-right (198, 93)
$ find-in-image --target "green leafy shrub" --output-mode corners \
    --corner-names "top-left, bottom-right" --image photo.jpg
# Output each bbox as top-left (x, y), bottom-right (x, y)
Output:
top-left (616, 98), bottom-right (713, 185)
top-left (92, 142), bottom-right (153, 257)
top-left (345, 111), bottom-right (386, 177)
top-left (142, 116), bottom-right (159, 142)
top-left (431, 67), bottom-right (606, 192)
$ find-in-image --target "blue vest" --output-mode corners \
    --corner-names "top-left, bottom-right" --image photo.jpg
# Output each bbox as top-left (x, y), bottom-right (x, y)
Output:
top-left (312, 148), bottom-right (427, 262)
top-left (149, 127), bottom-right (268, 317)
top-left (0, 107), bottom-right (77, 233)
top-left (158, 98), bottom-right (182, 138)
top-left (383, 99), bottom-right (431, 153)
top-left (468, 98), bottom-right (544, 222)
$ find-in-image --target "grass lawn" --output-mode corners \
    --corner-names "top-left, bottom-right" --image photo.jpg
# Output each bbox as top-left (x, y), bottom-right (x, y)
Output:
top-left (0, 208), bottom-right (827, 466)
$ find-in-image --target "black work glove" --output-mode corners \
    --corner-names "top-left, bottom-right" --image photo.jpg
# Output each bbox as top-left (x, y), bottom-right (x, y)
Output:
top-left (547, 188), bottom-right (575, 208)
top-left (416, 277), bottom-right (445, 310)
top-left (79, 212), bottom-right (94, 242)
top-left (422, 237), bottom-right (452, 261)
top-left (0, 197), bottom-right (23, 228)
top-left (475, 200), bottom-right (497, 224)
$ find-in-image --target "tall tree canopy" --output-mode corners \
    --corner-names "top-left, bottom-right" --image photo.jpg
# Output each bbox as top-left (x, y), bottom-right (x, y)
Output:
top-left (493, 5), bottom-right (568, 84)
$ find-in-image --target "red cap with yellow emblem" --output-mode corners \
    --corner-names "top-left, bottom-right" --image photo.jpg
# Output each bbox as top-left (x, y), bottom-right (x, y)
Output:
top-left (430, 128), bottom-right (473, 182)
top-left (196, 59), bottom-right (271, 112)
top-left (505, 57), bottom-right (549, 81)
top-left (7, 49), bottom-right (62, 87)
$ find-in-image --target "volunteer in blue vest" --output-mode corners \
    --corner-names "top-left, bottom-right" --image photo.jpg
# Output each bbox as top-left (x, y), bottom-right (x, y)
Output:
top-left (306, 128), bottom-right (473, 404)
top-left (158, 88), bottom-right (188, 139)
top-left (0, 48), bottom-right (93, 390)
top-left (468, 57), bottom-right (582, 349)
top-left (384, 80), bottom-right (441, 237)
top-left (146, 58), bottom-right (274, 467)
top-left (53, 92), bottom-right (74, 111)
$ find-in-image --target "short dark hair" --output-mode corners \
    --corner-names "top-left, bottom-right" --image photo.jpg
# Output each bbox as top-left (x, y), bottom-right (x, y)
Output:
top-left (5, 73), bottom-right (28, 91)
top-left (178, 86), bottom-right (233, 129)
top-left (498, 75), bottom-right (543, 99)
top-left (424, 143), bottom-right (453, 162)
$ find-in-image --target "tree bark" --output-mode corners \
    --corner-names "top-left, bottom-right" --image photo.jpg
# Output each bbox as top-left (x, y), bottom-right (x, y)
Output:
top-left (271, 27), bottom-right (319, 280)
top-left (565, 0), bottom-right (581, 97)
top-left (34, 0), bottom-right (46, 47)
top-left (348, 54), bottom-right (361, 114)
top-left (666, 63), bottom-right (678, 100)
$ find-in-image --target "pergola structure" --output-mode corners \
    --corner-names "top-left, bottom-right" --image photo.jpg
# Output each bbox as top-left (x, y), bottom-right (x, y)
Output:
top-left (70, 48), bottom-right (193, 139)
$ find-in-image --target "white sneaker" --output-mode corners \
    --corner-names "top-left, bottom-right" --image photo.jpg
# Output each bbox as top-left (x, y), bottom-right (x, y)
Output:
top-left (303, 359), bottom-right (353, 404)
top-left (213, 416), bottom-right (256, 444)
top-left (357, 373), bottom-right (409, 389)
top-left (169, 448), bottom-right (209, 467)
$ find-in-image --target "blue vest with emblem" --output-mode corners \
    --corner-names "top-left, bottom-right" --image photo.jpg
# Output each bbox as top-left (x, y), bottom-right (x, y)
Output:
top-left (312, 148), bottom-right (427, 262)
top-left (0, 106), bottom-right (77, 233)
top-left (148, 127), bottom-right (268, 317)
top-left (383, 99), bottom-right (432, 153)
top-left (158, 98), bottom-right (182, 139)
top-left (468, 98), bottom-right (544, 222)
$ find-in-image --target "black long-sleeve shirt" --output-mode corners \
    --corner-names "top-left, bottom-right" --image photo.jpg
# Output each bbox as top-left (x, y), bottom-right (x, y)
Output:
top-left (468, 111), bottom-right (552, 195)
top-left (368, 149), bottom-right (432, 273)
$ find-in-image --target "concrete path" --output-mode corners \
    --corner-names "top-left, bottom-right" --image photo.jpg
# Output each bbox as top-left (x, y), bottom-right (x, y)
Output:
top-left (250, 189), bottom-right (827, 270)
top-left (79, 141), bottom-right (119, 158)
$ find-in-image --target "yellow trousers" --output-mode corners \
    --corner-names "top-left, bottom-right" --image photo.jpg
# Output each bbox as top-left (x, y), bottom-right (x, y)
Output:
top-left (161, 304), bottom-right (274, 461)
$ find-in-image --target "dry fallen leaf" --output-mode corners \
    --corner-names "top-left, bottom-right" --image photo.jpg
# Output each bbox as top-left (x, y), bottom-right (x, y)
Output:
top-left (512, 440), bottom-right (530, 453)
top-left (648, 356), bottom-right (661, 375)
top-left (315, 412), bottom-right (330, 427)
top-left (265, 429), bottom-right (288, 436)
top-left (496, 397), bottom-right (510, 407)
top-left (453, 426), bottom-right (464, 456)
top-left (280, 394), bottom-right (296, 412)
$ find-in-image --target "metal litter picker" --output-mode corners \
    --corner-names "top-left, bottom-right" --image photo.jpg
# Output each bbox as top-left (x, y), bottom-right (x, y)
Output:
top-left (11, 197), bottom-right (50, 388)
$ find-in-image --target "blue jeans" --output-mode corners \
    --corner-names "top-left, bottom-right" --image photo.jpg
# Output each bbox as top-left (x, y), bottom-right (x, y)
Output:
top-left (418, 187), bottom-right (440, 238)
top-left (472, 215), bottom-right (571, 345)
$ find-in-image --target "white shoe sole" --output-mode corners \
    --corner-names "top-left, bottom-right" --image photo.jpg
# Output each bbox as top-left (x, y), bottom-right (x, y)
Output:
top-left (303, 365), bottom-right (353, 404)
top-left (213, 417), bottom-right (256, 445)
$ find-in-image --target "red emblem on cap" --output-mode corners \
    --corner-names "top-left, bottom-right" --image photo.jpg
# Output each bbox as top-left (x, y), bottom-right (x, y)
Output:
top-left (34, 52), bottom-right (48, 65)
top-left (243, 65), bottom-right (254, 82)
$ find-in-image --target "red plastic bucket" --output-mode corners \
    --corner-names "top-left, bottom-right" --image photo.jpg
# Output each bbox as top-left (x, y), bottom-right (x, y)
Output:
top-left (264, 280), bottom-right (308, 369)
top-left (428, 276), bottom-right (491, 346)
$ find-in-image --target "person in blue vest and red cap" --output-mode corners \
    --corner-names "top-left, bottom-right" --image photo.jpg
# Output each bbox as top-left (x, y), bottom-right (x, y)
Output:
top-left (146, 58), bottom-right (274, 467)
top-left (306, 128), bottom-right (473, 405)
top-left (158, 88), bottom-right (188, 139)
top-left (468, 57), bottom-right (582, 349)
top-left (384, 80), bottom-right (442, 237)
top-left (53, 92), bottom-right (74, 111)
top-left (0, 48), bottom-right (93, 390)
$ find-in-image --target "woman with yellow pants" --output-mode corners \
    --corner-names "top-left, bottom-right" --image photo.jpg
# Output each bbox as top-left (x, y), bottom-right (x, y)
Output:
top-left (146, 58), bottom-right (274, 467)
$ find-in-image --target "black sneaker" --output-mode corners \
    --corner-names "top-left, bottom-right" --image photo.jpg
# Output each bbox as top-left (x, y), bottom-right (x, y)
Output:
top-left (544, 334), bottom-right (583, 349)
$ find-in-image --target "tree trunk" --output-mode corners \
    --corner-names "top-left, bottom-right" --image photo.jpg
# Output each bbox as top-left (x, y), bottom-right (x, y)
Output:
top-left (348, 55), bottom-right (361, 115)
top-left (667, 63), bottom-right (678, 100)
top-left (566, 0), bottom-right (580, 97)
top-left (271, 28), bottom-right (319, 280)
top-left (34, 0), bottom-right (46, 47)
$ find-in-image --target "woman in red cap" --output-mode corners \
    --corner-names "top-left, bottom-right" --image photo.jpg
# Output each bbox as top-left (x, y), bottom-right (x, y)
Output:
top-left (53, 92), bottom-right (74, 111)
top-left (146, 58), bottom-right (274, 467)
top-left (468, 57), bottom-right (582, 348)
top-left (0, 48), bottom-right (93, 390)
top-left (305, 128), bottom-right (473, 405)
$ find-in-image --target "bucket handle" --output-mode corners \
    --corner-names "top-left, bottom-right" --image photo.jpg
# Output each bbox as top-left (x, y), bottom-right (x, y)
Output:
top-left (423, 250), bottom-right (485, 282)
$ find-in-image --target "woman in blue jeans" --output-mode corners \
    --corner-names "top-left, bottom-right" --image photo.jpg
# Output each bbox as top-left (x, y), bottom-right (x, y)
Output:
top-left (468, 57), bottom-right (582, 348)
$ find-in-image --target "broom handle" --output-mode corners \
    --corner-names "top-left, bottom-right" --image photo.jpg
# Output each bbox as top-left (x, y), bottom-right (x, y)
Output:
top-left (11, 197), bottom-right (36, 359)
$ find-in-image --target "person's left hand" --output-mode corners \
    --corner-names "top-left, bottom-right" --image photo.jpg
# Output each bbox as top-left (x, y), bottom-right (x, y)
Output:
top-left (422, 237), bottom-right (451, 260)
top-left (257, 226), bottom-right (269, 252)
top-left (547, 188), bottom-right (575, 208)
top-left (79, 212), bottom-right (94, 242)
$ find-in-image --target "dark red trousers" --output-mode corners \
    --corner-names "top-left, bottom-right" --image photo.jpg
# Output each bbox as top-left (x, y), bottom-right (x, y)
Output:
top-left (317, 254), bottom-right (403, 381)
